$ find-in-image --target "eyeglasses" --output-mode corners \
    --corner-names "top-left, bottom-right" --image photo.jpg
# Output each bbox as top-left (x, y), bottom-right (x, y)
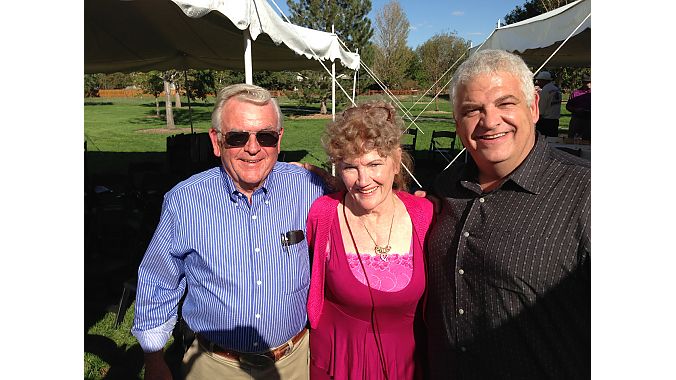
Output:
top-left (216, 129), bottom-right (280, 148)
top-left (341, 104), bottom-right (395, 123)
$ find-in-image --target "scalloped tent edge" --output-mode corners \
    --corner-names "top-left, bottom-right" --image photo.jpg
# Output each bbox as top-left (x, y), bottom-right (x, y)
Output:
top-left (469, 0), bottom-right (591, 68)
top-left (84, 0), bottom-right (360, 74)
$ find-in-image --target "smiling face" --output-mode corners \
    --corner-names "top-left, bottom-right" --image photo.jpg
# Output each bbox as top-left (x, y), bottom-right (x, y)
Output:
top-left (209, 98), bottom-right (282, 199)
top-left (338, 150), bottom-right (400, 214)
top-left (454, 71), bottom-right (539, 181)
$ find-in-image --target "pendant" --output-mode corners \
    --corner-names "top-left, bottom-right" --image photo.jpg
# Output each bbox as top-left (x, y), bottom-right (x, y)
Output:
top-left (374, 245), bottom-right (391, 261)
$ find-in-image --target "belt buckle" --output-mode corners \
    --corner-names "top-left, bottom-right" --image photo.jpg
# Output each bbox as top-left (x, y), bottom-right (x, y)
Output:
top-left (239, 353), bottom-right (275, 368)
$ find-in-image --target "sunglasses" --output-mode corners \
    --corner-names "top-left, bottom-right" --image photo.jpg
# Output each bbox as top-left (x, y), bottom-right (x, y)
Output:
top-left (216, 129), bottom-right (280, 148)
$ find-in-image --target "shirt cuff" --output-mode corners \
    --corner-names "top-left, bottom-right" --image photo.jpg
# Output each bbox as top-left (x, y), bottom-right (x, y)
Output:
top-left (131, 315), bottom-right (178, 353)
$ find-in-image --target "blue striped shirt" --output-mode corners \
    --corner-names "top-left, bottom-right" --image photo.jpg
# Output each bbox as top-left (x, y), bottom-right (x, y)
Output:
top-left (131, 162), bottom-right (325, 353)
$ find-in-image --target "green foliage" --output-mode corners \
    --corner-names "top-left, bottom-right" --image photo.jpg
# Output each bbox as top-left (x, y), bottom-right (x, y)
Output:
top-left (544, 67), bottom-right (591, 93)
top-left (134, 71), bottom-right (164, 98)
top-left (504, 0), bottom-right (576, 25)
top-left (416, 32), bottom-right (470, 97)
top-left (183, 70), bottom-right (216, 101)
top-left (97, 72), bottom-right (136, 89)
top-left (213, 70), bottom-right (246, 91)
top-left (286, 0), bottom-right (374, 108)
top-left (373, 0), bottom-right (413, 89)
top-left (287, 0), bottom-right (373, 50)
top-left (253, 71), bottom-right (296, 90)
top-left (85, 74), bottom-right (103, 97)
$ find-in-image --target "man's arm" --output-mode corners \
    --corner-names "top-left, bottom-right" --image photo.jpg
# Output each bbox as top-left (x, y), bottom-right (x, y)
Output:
top-left (143, 351), bottom-right (172, 380)
top-left (291, 162), bottom-right (345, 193)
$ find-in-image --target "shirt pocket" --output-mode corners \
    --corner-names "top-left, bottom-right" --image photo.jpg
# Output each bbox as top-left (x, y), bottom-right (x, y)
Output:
top-left (282, 238), bottom-right (311, 295)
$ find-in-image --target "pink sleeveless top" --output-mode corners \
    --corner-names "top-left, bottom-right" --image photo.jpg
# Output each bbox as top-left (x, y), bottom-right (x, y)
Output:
top-left (309, 212), bottom-right (425, 379)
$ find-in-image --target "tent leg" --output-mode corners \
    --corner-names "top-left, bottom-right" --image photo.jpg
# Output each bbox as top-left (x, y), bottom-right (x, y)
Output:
top-left (331, 24), bottom-right (336, 122)
top-left (352, 48), bottom-right (358, 104)
top-left (244, 28), bottom-right (253, 85)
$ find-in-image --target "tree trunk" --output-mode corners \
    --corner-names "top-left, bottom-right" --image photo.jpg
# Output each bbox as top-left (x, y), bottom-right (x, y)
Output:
top-left (174, 86), bottom-right (182, 108)
top-left (320, 99), bottom-right (327, 114)
top-left (434, 85), bottom-right (439, 111)
top-left (155, 97), bottom-right (160, 118)
top-left (164, 80), bottom-right (175, 129)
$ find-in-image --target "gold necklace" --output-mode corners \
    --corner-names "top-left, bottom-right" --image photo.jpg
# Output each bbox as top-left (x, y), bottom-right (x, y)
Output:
top-left (359, 197), bottom-right (395, 262)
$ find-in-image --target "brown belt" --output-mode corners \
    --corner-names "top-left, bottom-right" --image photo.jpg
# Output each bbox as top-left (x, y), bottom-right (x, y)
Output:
top-left (197, 328), bottom-right (307, 367)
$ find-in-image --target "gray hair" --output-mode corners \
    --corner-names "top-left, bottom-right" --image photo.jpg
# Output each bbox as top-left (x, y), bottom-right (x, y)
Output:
top-left (450, 49), bottom-right (535, 108)
top-left (211, 83), bottom-right (283, 134)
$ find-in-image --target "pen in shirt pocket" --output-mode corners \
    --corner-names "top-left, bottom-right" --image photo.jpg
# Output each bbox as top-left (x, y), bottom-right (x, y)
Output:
top-left (281, 230), bottom-right (305, 255)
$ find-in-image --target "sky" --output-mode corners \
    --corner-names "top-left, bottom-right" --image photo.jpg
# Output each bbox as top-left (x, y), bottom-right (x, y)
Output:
top-left (271, 0), bottom-right (525, 48)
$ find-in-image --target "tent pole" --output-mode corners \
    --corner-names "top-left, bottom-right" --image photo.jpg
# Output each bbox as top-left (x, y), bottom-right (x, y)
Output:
top-left (183, 70), bottom-right (194, 134)
top-left (244, 28), bottom-right (253, 85)
top-left (331, 25), bottom-right (336, 122)
top-left (352, 48), bottom-right (358, 104)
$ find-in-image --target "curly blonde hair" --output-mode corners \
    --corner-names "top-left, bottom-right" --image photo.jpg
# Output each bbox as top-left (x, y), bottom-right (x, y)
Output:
top-left (322, 101), bottom-right (413, 191)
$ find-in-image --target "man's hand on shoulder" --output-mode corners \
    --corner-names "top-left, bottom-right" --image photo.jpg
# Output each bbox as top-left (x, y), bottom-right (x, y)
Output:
top-left (291, 162), bottom-right (345, 193)
top-left (414, 190), bottom-right (442, 214)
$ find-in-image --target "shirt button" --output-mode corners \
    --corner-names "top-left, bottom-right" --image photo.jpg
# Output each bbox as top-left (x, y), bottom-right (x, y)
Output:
top-left (479, 197), bottom-right (485, 203)
top-left (253, 342), bottom-right (259, 347)
top-left (460, 346), bottom-right (467, 352)
top-left (264, 200), bottom-right (269, 205)
top-left (458, 269), bottom-right (464, 275)
top-left (254, 247), bottom-right (260, 253)
top-left (256, 280), bottom-right (262, 285)
top-left (255, 313), bottom-right (261, 319)
top-left (252, 215), bottom-right (257, 220)
top-left (458, 308), bottom-right (465, 315)
top-left (463, 231), bottom-right (470, 237)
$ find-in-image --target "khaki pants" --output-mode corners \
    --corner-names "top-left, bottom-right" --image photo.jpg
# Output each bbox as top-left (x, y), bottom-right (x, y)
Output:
top-left (182, 330), bottom-right (309, 380)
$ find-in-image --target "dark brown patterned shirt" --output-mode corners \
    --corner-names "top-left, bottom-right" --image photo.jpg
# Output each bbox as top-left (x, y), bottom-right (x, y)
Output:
top-left (425, 134), bottom-right (591, 380)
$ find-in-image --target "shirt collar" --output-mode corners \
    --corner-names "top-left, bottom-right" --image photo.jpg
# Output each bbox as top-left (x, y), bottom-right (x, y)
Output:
top-left (459, 132), bottom-right (548, 195)
top-left (219, 163), bottom-right (277, 203)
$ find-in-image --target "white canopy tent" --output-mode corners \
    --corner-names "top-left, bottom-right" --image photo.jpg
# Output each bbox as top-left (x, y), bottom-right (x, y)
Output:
top-left (85, 0), bottom-right (360, 80)
top-left (469, 0), bottom-right (591, 67)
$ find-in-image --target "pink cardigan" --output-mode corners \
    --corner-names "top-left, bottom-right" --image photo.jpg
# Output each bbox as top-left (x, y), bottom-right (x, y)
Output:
top-left (306, 191), bottom-right (434, 328)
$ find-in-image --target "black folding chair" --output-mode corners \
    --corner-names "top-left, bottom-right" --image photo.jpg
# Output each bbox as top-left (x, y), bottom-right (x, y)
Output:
top-left (428, 130), bottom-right (457, 164)
top-left (401, 128), bottom-right (418, 152)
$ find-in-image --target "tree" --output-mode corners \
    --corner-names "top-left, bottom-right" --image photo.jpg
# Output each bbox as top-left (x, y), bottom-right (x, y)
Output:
top-left (287, 0), bottom-right (374, 112)
top-left (287, 0), bottom-right (373, 51)
top-left (373, 0), bottom-right (412, 89)
top-left (504, 0), bottom-right (575, 24)
top-left (84, 74), bottom-right (102, 97)
top-left (183, 70), bottom-right (217, 101)
top-left (161, 71), bottom-right (181, 129)
top-left (416, 32), bottom-right (470, 110)
top-left (134, 71), bottom-right (165, 117)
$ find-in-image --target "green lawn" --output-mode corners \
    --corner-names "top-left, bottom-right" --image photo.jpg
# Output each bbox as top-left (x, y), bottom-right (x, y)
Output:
top-left (84, 94), bottom-right (463, 172)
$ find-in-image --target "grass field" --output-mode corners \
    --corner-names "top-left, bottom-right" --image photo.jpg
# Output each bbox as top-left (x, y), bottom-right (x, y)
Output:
top-left (84, 93), bottom-right (572, 379)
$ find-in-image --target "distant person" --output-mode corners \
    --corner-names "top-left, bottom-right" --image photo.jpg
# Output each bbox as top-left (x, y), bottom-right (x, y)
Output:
top-left (426, 49), bottom-right (590, 379)
top-left (567, 74), bottom-right (592, 140)
top-left (306, 101), bottom-right (434, 379)
top-left (534, 71), bottom-right (562, 137)
top-left (132, 83), bottom-right (327, 379)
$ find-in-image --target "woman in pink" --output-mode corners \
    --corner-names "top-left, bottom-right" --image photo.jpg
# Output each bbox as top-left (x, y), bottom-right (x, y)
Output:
top-left (306, 101), bottom-right (434, 379)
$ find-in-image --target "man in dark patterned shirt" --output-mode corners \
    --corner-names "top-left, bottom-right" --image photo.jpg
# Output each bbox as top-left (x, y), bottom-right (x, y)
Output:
top-left (425, 49), bottom-right (590, 379)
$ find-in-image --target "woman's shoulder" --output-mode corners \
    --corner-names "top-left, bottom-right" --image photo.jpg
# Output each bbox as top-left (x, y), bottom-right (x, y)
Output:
top-left (396, 191), bottom-right (434, 225)
top-left (396, 190), bottom-right (433, 208)
top-left (309, 192), bottom-right (342, 218)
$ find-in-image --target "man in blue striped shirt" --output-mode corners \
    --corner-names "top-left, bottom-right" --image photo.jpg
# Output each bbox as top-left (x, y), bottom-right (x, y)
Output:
top-left (132, 84), bottom-right (326, 379)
